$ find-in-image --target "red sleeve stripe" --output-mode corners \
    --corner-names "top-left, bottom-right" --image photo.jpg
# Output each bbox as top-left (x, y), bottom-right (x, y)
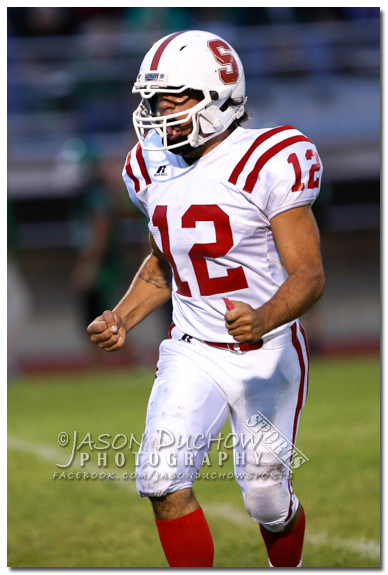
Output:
top-left (150, 31), bottom-right (187, 70)
top-left (135, 143), bottom-right (152, 187)
top-left (243, 135), bottom-right (310, 193)
top-left (228, 125), bottom-right (296, 186)
top-left (125, 150), bottom-right (140, 193)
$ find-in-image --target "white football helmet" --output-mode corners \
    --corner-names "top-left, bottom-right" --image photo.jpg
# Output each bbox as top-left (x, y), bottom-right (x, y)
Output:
top-left (132, 30), bottom-right (246, 151)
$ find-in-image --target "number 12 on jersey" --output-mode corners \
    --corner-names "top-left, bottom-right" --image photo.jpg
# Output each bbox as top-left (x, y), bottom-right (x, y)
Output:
top-left (288, 149), bottom-right (321, 192)
top-left (152, 204), bottom-right (248, 297)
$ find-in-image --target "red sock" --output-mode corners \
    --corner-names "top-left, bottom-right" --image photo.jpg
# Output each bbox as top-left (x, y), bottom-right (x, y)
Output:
top-left (259, 508), bottom-right (305, 567)
top-left (155, 507), bottom-right (214, 567)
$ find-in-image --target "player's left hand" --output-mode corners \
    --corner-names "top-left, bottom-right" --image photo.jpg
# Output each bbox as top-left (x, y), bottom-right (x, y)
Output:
top-left (224, 301), bottom-right (266, 344)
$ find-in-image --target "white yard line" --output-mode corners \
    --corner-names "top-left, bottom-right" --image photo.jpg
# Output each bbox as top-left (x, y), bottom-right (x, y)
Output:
top-left (8, 435), bottom-right (380, 561)
top-left (306, 531), bottom-right (380, 561)
top-left (204, 503), bottom-right (380, 561)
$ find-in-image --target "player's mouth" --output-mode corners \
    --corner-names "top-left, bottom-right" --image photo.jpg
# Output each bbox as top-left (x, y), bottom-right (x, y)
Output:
top-left (166, 125), bottom-right (183, 140)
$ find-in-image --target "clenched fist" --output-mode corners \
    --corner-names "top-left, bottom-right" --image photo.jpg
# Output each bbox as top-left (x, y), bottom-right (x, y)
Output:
top-left (224, 300), bottom-right (267, 344)
top-left (87, 310), bottom-right (126, 352)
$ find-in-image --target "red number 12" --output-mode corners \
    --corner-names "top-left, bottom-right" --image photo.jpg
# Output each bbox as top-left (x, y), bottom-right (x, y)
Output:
top-left (152, 205), bottom-right (248, 297)
top-left (288, 149), bottom-right (321, 192)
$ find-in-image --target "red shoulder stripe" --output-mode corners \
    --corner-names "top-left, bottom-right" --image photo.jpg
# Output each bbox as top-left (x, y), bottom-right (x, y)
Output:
top-left (135, 143), bottom-right (152, 186)
top-left (150, 31), bottom-right (187, 70)
top-left (125, 150), bottom-right (140, 193)
top-left (228, 125), bottom-right (295, 186)
top-left (243, 135), bottom-right (310, 193)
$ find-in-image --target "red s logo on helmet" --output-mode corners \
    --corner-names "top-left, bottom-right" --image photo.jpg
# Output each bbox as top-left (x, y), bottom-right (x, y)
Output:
top-left (208, 40), bottom-right (240, 85)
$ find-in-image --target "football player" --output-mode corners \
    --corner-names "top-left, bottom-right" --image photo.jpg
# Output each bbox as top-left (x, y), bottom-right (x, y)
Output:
top-left (87, 30), bottom-right (325, 567)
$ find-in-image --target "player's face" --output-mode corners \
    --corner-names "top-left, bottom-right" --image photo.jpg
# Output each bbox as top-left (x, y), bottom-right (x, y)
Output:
top-left (152, 89), bottom-right (203, 155)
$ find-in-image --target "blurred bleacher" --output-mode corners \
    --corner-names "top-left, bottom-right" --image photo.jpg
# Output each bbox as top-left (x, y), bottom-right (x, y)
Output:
top-left (7, 8), bottom-right (380, 372)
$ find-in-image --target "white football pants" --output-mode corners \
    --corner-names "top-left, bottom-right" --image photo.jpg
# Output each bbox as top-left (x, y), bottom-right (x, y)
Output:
top-left (136, 320), bottom-right (309, 528)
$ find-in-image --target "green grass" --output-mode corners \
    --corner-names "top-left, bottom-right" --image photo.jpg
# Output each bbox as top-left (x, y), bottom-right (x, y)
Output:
top-left (8, 356), bottom-right (380, 567)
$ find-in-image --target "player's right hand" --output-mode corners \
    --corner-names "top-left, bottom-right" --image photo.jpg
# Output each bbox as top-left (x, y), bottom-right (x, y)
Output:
top-left (87, 310), bottom-right (126, 352)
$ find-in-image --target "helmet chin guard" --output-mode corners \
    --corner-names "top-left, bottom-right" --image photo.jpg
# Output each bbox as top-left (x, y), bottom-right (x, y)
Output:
top-left (132, 30), bottom-right (246, 152)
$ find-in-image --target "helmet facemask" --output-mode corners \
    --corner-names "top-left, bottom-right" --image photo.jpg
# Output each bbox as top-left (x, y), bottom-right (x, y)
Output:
top-left (133, 89), bottom-right (246, 152)
top-left (133, 88), bottom-right (213, 152)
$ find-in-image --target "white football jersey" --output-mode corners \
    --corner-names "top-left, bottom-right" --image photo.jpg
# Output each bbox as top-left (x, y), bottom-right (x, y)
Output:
top-left (122, 125), bottom-right (322, 342)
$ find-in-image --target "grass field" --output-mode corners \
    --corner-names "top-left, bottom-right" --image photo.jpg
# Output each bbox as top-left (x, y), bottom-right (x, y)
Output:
top-left (8, 355), bottom-right (380, 568)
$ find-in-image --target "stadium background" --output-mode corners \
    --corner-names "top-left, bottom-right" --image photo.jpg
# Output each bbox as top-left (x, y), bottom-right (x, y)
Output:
top-left (7, 7), bottom-right (380, 568)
